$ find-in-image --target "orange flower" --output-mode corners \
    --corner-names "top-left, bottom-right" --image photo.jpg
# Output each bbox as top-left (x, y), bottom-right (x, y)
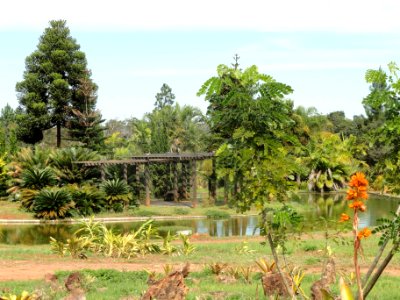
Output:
top-left (349, 172), bottom-right (368, 188)
top-left (346, 187), bottom-right (368, 200)
top-left (349, 201), bottom-right (367, 211)
top-left (357, 228), bottom-right (372, 239)
top-left (349, 172), bottom-right (368, 187)
top-left (359, 203), bottom-right (367, 212)
top-left (339, 213), bottom-right (350, 222)
top-left (346, 188), bottom-right (358, 200)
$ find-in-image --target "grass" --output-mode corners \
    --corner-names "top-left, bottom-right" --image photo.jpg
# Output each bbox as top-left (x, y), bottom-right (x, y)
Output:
top-left (1, 268), bottom-right (399, 299)
top-left (205, 209), bottom-right (231, 219)
top-left (0, 200), bottom-right (34, 219)
top-left (0, 231), bottom-right (399, 298)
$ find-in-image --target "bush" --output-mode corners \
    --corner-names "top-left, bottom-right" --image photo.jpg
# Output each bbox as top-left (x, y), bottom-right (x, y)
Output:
top-left (205, 209), bottom-right (231, 219)
top-left (33, 187), bottom-right (75, 219)
top-left (21, 167), bottom-right (57, 189)
top-left (68, 184), bottom-right (106, 216)
top-left (49, 147), bottom-right (100, 184)
top-left (100, 178), bottom-right (131, 212)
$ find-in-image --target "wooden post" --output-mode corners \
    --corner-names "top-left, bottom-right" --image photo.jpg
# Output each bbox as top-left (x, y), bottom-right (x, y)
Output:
top-left (123, 164), bottom-right (128, 183)
top-left (100, 164), bottom-right (105, 181)
top-left (209, 157), bottom-right (217, 204)
top-left (145, 163), bottom-right (150, 206)
top-left (173, 161), bottom-right (178, 201)
top-left (191, 160), bottom-right (197, 208)
top-left (133, 164), bottom-right (140, 197)
top-left (182, 162), bottom-right (189, 200)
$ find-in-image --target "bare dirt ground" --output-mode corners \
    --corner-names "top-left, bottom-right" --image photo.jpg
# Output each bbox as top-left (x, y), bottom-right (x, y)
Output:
top-left (0, 259), bottom-right (177, 281)
top-left (1, 258), bottom-right (400, 282)
top-left (1, 236), bottom-right (400, 282)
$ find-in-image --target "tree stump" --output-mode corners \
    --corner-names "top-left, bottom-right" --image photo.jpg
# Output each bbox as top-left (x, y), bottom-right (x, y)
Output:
top-left (261, 272), bottom-right (293, 298)
top-left (310, 258), bottom-right (336, 300)
top-left (141, 264), bottom-right (190, 300)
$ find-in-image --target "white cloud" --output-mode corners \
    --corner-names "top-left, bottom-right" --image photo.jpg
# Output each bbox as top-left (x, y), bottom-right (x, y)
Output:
top-left (1, 0), bottom-right (400, 33)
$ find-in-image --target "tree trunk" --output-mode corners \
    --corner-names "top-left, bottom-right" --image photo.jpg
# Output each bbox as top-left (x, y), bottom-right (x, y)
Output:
top-left (56, 123), bottom-right (61, 148)
top-left (209, 157), bottom-right (217, 204)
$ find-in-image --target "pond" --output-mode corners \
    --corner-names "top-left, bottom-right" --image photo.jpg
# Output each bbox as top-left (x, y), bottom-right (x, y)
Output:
top-left (1, 193), bottom-right (399, 245)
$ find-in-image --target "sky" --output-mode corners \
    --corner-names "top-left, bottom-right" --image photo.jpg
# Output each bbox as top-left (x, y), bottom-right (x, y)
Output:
top-left (1, 0), bottom-right (400, 121)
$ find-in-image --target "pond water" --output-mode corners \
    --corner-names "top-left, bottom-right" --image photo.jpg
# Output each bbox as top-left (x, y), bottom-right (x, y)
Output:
top-left (1, 193), bottom-right (399, 245)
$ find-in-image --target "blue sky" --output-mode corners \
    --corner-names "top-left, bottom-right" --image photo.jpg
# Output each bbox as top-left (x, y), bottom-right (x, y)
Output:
top-left (1, 0), bottom-right (400, 120)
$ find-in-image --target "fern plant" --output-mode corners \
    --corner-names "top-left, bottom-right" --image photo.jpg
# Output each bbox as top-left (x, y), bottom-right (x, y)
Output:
top-left (372, 214), bottom-right (400, 246)
top-left (33, 187), bottom-right (75, 219)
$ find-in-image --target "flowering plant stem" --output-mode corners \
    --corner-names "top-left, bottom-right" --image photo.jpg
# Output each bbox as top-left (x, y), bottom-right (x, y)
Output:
top-left (362, 204), bottom-right (400, 298)
top-left (353, 211), bottom-right (363, 300)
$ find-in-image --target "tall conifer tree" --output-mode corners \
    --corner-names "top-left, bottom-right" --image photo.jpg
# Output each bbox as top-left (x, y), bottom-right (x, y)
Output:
top-left (16, 20), bottom-right (104, 148)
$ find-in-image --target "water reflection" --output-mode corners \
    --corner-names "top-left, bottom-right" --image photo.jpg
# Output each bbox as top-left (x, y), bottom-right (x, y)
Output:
top-left (299, 193), bottom-right (400, 229)
top-left (1, 193), bottom-right (399, 245)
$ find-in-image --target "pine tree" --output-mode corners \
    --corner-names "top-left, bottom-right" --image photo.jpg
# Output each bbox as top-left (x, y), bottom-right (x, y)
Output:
top-left (16, 20), bottom-right (103, 148)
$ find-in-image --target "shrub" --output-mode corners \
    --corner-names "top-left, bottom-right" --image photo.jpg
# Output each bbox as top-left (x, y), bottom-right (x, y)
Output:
top-left (21, 167), bottom-right (57, 189)
top-left (18, 167), bottom-right (58, 210)
top-left (68, 184), bottom-right (106, 216)
top-left (33, 187), bottom-right (75, 219)
top-left (49, 147), bottom-right (100, 184)
top-left (100, 178), bottom-right (131, 212)
top-left (0, 156), bottom-right (9, 197)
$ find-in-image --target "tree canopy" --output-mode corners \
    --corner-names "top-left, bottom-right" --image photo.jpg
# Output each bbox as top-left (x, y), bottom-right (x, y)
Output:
top-left (15, 20), bottom-right (103, 148)
top-left (198, 62), bottom-right (298, 210)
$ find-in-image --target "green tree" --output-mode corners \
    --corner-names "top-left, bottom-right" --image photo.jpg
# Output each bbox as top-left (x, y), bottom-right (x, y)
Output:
top-left (15, 20), bottom-right (101, 148)
top-left (362, 62), bottom-right (400, 192)
top-left (198, 62), bottom-right (297, 210)
top-left (68, 75), bottom-right (105, 151)
top-left (154, 83), bottom-right (175, 109)
top-left (199, 61), bottom-right (301, 297)
top-left (0, 104), bottom-right (19, 156)
top-left (327, 111), bottom-right (354, 138)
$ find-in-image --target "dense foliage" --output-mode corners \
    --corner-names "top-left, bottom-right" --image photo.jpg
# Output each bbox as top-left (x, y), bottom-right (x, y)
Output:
top-left (15, 20), bottom-right (104, 149)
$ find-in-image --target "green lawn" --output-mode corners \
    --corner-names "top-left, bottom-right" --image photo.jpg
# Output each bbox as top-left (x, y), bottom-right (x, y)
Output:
top-left (1, 232), bottom-right (399, 299)
top-left (1, 268), bottom-right (399, 299)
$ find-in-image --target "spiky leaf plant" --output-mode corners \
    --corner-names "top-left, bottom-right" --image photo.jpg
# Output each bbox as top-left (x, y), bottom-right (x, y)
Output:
top-left (100, 178), bottom-right (131, 211)
top-left (16, 167), bottom-right (58, 210)
top-left (67, 184), bottom-right (106, 216)
top-left (19, 188), bottom-right (39, 211)
top-left (21, 167), bottom-right (57, 189)
top-left (33, 187), bottom-right (75, 219)
top-left (49, 147), bottom-right (100, 184)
